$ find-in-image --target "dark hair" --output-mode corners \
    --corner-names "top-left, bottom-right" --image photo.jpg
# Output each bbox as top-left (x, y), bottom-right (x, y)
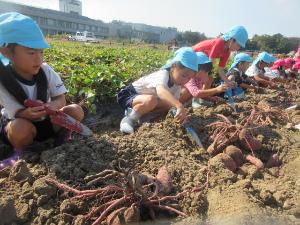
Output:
top-left (237, 61), bottom-right (249, 67)
top-left (257, 60), bottom-right (268, 67)
top-left (6, 43), bottom-right (18, 53)
top-left (198, 62), bottom-right (213, 73)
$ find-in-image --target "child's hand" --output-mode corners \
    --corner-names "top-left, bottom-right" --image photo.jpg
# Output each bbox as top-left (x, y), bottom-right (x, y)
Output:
top-left (174, 105), bottom-right (188, 124)
top-left (17, 105), bottom-right (47, 120)
top-left (217, 83), bottom-right (228, 93)
top-left (44, 102), bottom-right (59, 111)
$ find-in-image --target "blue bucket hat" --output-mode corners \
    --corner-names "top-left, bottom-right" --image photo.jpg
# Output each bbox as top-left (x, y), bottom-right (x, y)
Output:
top-left (222, 25), bottom-right (248, 48)
top-left (0, 12), bottom-right (49, 49)
top-left (253, 52), bottom-right (276, 65)
top-left (229, 52), bottom-right (252, 71)
top-left (162, 47), bottom-right (198, 72)
top-left (196, 52), bottom-right (211, 65)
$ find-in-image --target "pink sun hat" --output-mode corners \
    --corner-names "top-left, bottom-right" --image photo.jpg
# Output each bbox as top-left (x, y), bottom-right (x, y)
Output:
top-left (284, 57), bottom-right (294, 69)
top-left (293, 61), bottom-right (300, 70)
top-left (271, 59), bottom-right (286, 70)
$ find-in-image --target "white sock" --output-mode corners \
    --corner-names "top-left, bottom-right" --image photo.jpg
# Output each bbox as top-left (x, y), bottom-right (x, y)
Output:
top-left (128, 109), bottom-right (141, 121)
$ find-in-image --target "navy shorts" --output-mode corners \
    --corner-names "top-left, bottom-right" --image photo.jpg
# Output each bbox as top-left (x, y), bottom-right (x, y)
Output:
top-left (117, 84), bottom-right (138, 110)
top-left (0, 116), bottom-right (56, 146)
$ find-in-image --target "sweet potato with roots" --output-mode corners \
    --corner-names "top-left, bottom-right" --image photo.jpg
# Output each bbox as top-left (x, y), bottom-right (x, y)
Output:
top-left (248, 100), bottom-right (291, 126)
top-left (207, 131), bottom-right (239, 156)
top-left (245, 154), bottom-right (264, 169)
top-left (239, 129), bottom-right (262, 152)
top-left (224, 145), bottom-right (244, 167)
top-left (45, 162), bottom-right (212, 225)
top-left (207, 138), bottom-right (227, 156)
top-left (155, 165), bottom-right (173, 194)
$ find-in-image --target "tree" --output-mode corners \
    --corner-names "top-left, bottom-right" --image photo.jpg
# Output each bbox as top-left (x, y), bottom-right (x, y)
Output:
top-left (176, 31), bottom-right (207, 46)
top-left (245, 33), bottom-right (300, 54)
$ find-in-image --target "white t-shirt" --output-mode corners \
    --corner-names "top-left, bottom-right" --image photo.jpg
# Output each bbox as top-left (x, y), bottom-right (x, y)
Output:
top-left (245, 64), bottom-right (264, 77)
top-left (264, 67), bottom-right (280, 79)
top-left (0, 63), bottom-right (67, 119)
top-left (132, 69), bottom-right (181, 100)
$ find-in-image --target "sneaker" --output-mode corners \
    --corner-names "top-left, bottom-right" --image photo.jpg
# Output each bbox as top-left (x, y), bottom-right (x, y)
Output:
top-left (192, 98), bottom-right (214, 108)
top-left (120, 116), bottom-right (135, 134)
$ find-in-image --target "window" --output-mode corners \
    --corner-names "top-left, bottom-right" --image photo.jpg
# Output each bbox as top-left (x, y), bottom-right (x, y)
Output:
top-left (98, 26), bottom-right (109, 34)
top-left (57, 20), bottom-right (65, 28)
top-left (79, 24), bottom-right (85, 30)
top-left (48, 18), bottom-right (56, 26)
top-left (72, 23), bottom-right (78, 29)
top-left (86, 32), bottom-right (94, 38)
top-left (76, 32), bottom-right (84, 36)
top-left (40, 17), bottom-right (47, 25)
top-left (66, 22), bottom-right (72, 29)
top-left (31, 16), bottom-right (39, 22)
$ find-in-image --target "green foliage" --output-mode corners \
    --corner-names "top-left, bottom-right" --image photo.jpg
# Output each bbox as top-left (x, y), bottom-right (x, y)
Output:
top-left (44, 40), bottom-right (171, 112)
top-left (246, 34), bottom-right (300, 54)
top-left (176, 31), bottom-right (207, 46)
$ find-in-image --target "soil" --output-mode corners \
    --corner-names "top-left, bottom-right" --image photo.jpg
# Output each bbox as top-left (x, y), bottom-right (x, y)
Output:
top-left (0, 84), bottom-right (300, 225)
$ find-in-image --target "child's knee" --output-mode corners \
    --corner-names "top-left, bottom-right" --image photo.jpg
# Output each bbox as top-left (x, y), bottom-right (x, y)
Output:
top-left (145, 95), bottom-right (158, 108)
top-left (62, 104), bottom-right (84, 121)
top-left (7, 119), bottom-right (36, 146)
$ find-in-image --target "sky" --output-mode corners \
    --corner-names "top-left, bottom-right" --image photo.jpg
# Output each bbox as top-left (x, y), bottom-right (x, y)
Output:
top-left (5, 0), bottom-right (300, 38)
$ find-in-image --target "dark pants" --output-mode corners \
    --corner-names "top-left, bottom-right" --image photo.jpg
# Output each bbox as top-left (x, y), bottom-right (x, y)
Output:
top-left (117, 84), bottom-right (138, 110)
top-left (0, 117), bottom-right (56, 146)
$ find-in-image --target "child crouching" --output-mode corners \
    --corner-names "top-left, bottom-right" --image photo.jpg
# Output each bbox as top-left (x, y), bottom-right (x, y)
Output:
top-left (226, 52), bottom-right (258, 95)
top-left (0, 12), bottom-right (84, 169)
top-left (117, 47), bottom-right (198, 134)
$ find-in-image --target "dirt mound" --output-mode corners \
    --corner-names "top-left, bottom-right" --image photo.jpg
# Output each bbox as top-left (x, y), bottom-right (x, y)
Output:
top-left (0, 85), bottom-right (300, 225)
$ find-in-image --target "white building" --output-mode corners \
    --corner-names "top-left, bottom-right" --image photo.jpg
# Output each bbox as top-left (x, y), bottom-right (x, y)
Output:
top-left (59, 0), bottom-right (82, 16)
top-left (0, 0), bottom-right (108, 38)
top-left (0, 0), bottom-right (178, 43)
top-left (131, 23), bottom-right (177, 43)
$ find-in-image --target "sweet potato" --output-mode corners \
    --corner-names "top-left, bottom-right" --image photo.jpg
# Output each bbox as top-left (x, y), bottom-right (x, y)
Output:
top-left (245, 154), bottom-right (264, 169)
top-left (239, 129), bottom-right (262, 152)
top-left (207, 137), bottom-right (229, 156)
top-left (224, 145), bottom-right (244, 167)
top-left (212, 153), bottom-right (237, 172)
top-left (156, 165), bottom-right (172, 194)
